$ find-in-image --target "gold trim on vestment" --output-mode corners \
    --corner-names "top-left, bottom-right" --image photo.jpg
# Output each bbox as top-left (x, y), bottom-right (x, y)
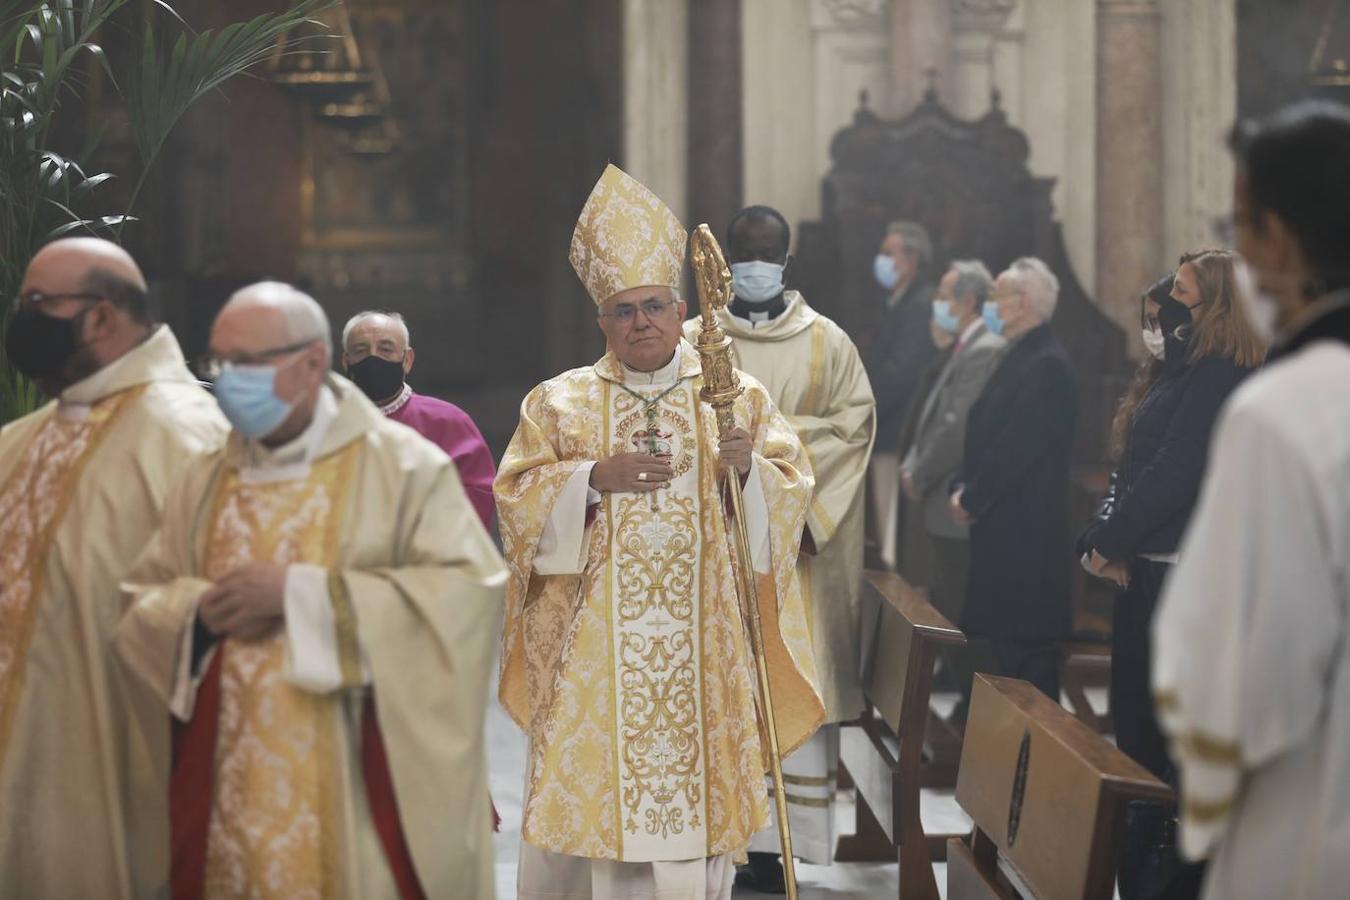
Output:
top-left (799, 322), bottom-right (837, 541)
top-left (1154, 689), bottom-right (1179, 712)
top-left (0, 386), bottom-right (143, 770)
top-left (200, 441), bottom-right (361, 897)
top-left (799, 320), bottom-right (827, 415)
top-left (782, 772), bottom-right (833, 787)
top-left (603, 379), bottom-right (623, 861)
top-left (1184, 793), bottom-right (1235, 824)
top-left (771, 791), bottom-right (831, 808)
top-left (328, 570), bottom-right (362, 688)
top-left (1174, 731), bottom-right (1242, 766)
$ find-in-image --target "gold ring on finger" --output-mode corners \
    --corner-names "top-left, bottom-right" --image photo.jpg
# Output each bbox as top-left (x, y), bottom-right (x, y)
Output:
top-left (638, 471), bottom-right (648, 482)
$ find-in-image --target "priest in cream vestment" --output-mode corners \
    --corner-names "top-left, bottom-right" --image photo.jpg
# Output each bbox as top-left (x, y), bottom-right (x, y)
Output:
top-left (0, 238), bottom-right (228, 898)
top-left (496, 165), bottom-right (824, 899)
top-left (684, 205), bottom-right (875, 876)
top-left (116, 282), bottom-right (506, 900)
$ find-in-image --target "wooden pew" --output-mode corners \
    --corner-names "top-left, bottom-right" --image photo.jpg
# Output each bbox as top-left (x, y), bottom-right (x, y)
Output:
top-left (947, 675), bottom-right (1171, 900)
top-left (1058, 641), bottom-right (1113, 735)
top-left (837, 570), bottom-right (967, 900)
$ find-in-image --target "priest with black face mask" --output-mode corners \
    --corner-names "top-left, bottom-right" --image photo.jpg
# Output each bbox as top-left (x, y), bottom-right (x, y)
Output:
top-left (341, 310), bottom-right (496, 530)
top-left (0, 237), bottom-right (228, 897)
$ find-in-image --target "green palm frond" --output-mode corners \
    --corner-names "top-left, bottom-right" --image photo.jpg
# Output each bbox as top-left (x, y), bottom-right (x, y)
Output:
top-left (121, 0), bottom-right (334, 220)
top-left (0, 0), bottom-right (333, 423)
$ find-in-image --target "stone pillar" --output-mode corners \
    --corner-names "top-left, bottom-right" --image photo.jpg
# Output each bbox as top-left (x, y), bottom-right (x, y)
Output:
top-left (949, 1), bottom-right (1017, 119)
top-left (742, 0), bottom-right (816, 233)
top-left (623, 0), bottom-right (689, 221)
top-left (891, 0), bottom-right (950, 114)
top-left (1096, 0), bottom-right (1164, 348)
top-left (687, 0), bottom-right (743, 241)
top-left (1160, 0), bottom-right (1237, 263)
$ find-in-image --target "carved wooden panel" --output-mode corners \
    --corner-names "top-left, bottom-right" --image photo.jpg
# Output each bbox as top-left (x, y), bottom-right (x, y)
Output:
top-left (794, 89), bottom-right (1128, 462)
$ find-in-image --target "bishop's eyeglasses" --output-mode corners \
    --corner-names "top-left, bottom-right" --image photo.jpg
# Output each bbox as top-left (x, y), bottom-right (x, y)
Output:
top-left (598, 297), bottom-right (677, 325)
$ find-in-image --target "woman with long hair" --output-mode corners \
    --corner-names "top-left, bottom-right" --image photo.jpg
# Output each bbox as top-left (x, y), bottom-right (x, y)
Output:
top-left (1078, 248), bottom-right (1266, 900)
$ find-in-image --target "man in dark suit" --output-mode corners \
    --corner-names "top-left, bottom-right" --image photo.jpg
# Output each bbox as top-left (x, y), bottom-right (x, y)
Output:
top-left (864, 220), bottom-right (938, 569)
top-left (901, 261), bottom-right (1005, 653)
top-left (951, 257), bottom-right (1077, 702)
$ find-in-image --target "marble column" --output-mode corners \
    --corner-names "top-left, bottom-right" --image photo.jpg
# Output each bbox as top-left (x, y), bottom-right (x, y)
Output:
top-left (623, 0), bottom-right (689, 222)
top-left (1160, 0), bottom-right (1237, 265)
top-left (741, 0), bottom-right (817, 232)
top-left (891, 0), bottom-right (950, 114)
top-left (949, 0), bottom-right (1017, 119)
top-left (1096, 0), bottom-right (1165, 348)
top-left (687, 0), bottom-right (743, 245)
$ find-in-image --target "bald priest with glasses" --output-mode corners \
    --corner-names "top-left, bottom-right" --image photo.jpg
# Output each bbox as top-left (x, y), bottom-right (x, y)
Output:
top-left (116, 282), bottom-right (507, 899)
top-left (495, 164), bottom-right (824, 899)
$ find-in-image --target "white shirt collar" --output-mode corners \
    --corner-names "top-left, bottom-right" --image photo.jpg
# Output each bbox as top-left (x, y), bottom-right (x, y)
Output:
top-left (239, 385), bottom-right (339, 482)
top-left (730, 308), bottom-right (774, 328)
top-left (621, 350), bottom-right (681, 386)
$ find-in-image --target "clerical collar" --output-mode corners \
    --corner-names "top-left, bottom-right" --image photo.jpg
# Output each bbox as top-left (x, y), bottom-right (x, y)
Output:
top-left (379, 382), bottom-right (414, 416)
top-left (621, 350), bottom-right (681, 386)
top-left (240, 385), bottom-right (338, 482)
top-left (729, 292), bottom-right (787, 324)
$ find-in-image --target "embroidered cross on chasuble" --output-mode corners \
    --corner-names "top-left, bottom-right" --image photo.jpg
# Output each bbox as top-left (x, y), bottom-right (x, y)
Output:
top-left (495, 341), bottom-right (825, 863)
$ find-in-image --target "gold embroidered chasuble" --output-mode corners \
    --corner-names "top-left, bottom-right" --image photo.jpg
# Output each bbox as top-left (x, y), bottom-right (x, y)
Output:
top-left (495, 340), bottom-right (824, 863)
top-left (116, 377), bottom-right (507, 900)
top-left (0, 326), bottom-right (228, 899)
top-left (201, 445), bottom-right (357, 897)
top-left (685, 292), bottom-right (875, 723)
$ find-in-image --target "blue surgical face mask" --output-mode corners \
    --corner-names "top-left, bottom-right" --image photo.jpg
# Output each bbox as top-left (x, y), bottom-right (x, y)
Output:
top-left (874, 254), bottom-right (900, 291)
top-left (932, 299), bottom-right (960, 334)
top-left (213, 363), bottom-right (295, 439)
top-left (730, 260), bottom-right (786, 304)
top-left (982, 300), bottom-right (1005, 336)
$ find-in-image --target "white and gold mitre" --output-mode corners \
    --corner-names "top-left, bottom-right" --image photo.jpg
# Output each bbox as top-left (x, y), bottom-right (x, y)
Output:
top-left (569, 163), bottom-right (686, 305)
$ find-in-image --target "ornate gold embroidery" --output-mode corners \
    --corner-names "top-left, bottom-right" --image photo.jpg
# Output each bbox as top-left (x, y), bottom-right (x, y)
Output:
top-left (201, 444), bottom-right (357, 899)
top-left (0, 388), bottom-right (141, 766)
top-left (495, 346), bottom-right (822, 862)
top-left (613, 493), bottom-right (702, 839)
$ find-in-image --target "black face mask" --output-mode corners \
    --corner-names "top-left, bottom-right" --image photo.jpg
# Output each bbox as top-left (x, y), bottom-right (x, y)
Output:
top-left (1157, 297), bottom-right (1199, 365)
top-left (348, 354), bottom-right (406, 402)
top-left (1158, 296), bottom-right (1191, 335)
top-left (4, 302), bottom-right (90, 382)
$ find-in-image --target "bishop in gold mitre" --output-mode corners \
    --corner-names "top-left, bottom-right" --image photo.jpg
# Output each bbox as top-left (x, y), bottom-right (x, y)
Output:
top-left (495, 164), bottom-right (824, 900)
top-left (115, 282), bottom-right (507, 899)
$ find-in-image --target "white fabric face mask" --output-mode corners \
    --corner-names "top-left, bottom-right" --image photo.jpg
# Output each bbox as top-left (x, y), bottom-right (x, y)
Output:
top-left (1142, 328), bottom-right (1166, 360)
top-left (1233, 257), bottom-right (1278, 345)
top-left (730, 261), bottom-right (786, 304)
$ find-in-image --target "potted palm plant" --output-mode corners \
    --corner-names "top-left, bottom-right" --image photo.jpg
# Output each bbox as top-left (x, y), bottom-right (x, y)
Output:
top-left (0, 0), bottom-right (331, 423)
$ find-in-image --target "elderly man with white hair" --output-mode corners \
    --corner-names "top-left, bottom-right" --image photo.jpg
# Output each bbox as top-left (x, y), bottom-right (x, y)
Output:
top-left (342, 310), bottom-right (496, 529)
top-left (0, 237), bottom-right (227, 898)
top-left (949, 257), bottom-right (1078, 704)
top-left (116, 282), bottom-right (507, 899)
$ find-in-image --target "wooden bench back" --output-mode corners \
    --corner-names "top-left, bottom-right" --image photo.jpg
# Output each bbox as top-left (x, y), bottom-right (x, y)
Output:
top-left (951, 675), bottom-right (1171, 900)
top-left (862, 570), bottom-right (964, 735)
